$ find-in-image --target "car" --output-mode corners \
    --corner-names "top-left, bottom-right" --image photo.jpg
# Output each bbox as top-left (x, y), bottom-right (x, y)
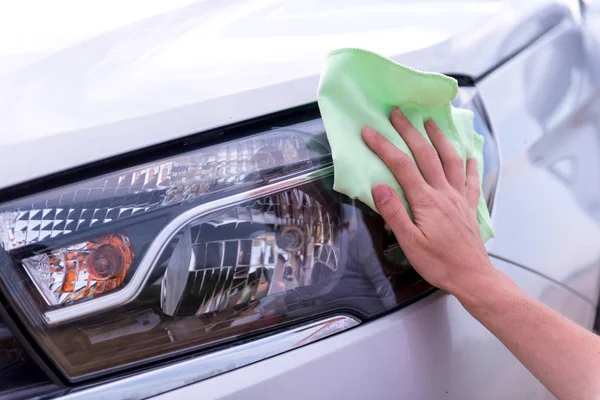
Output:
top-left (1, 0), bottom-right (600, 399)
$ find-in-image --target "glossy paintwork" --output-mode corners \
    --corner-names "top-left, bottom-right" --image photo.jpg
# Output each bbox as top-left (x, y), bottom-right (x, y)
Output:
top-left (154, 257), bottom-right (594, 400)
top-left (0, 0), bottom-right (580, 189)
top-left (480, 21), bottom-right (600, 301)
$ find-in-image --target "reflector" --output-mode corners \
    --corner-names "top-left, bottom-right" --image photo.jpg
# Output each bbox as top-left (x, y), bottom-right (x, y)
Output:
top-left (21, 234), bottom-right (133, 306)
top-left (0, 125), bottom-right (329, 250)
top-left (160, 188), bottom-right (341, 317)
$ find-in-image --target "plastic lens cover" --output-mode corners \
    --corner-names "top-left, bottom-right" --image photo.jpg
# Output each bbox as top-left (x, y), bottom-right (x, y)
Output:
top-left (22, 233), bottom-right (134, 306)
top-left (0, 118), bottom-right (434, 381)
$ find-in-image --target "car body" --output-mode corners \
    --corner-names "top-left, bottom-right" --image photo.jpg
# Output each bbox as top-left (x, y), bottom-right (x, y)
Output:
top-left (1, 0), bottom-right (600, 399)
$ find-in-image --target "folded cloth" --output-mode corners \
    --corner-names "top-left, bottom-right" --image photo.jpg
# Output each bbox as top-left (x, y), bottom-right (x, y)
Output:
top-left (317, 48), bottom-right (493, 242)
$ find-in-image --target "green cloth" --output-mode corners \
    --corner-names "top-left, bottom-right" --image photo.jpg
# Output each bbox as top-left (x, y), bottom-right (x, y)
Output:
top-left (317, 48), bottom-right (494, 242)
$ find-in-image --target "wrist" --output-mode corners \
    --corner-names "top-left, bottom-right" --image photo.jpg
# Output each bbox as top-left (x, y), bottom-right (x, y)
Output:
top-left (449, 265), bottom-right (521, 313)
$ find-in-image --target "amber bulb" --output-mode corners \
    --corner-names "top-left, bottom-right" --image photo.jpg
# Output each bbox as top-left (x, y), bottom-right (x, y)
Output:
top-left (87, 244), bottom-right (125, 280)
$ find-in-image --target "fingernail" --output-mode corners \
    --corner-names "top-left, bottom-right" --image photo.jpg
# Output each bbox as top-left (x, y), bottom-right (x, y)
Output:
top-left (425, 118), bottom-right (433, 127)
top-left (372, 185), bottom-right (391, 204)
top-left (392, 107), bottom-right (404, 117)
top-left (363, 125), bottom-right (376, 137)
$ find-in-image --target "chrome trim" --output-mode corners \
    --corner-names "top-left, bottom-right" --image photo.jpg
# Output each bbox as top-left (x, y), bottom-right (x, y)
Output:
top-left (60, 315), bottom-right (359, 400)
top-left (44, 165), bottom-right (334, 325)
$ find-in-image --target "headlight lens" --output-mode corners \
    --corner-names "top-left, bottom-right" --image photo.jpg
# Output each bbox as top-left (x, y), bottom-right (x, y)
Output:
top-left (21, 234), bottom-right (134, 306)
top-left (0, 315), bottom-right (60, 398)
top-left (0, 99), bottom-right (494, 382)
top-left (160, 188), bottom-right (342, 317)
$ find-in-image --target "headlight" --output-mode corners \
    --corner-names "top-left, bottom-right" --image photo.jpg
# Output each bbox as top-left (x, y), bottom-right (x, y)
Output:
top-left (21, 234), bottom-right (134, 306)
top-left (0, 96), bottom-right (495, 383)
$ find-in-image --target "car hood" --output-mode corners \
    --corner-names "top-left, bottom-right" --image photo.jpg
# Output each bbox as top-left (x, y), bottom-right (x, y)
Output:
top-left (0, 0), bottom-right (576, 189)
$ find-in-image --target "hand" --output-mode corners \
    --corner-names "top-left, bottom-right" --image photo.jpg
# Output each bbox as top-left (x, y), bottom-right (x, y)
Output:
top-left (364, 109), bottom-right (600, 400)
top-left (362, 107), bottom-right (494, 296)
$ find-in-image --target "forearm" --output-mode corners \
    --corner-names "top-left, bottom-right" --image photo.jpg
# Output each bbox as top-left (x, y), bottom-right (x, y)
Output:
top-left (454, 268), bottom-right (600, 400)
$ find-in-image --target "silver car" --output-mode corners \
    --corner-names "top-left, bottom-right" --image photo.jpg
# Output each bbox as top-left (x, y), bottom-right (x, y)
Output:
top-left (1, 0), bottom-right (599, 399)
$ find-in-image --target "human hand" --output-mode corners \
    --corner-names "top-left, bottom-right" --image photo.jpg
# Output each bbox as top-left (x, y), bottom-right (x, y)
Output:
top-left (364, 110), bottom-right (600, 400)
top-left (362, 107), bottom-right (494, 296)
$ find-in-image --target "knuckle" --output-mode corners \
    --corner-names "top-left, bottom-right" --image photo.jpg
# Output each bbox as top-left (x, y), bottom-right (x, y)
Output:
top-left (367, 132), bottom-right (382, 148)
top-left (402, 227), bottom-right (420, 246)
top-left (447, 156), bottom-right (464, 170)
top-left (447, 172), bottom-right (465, 187)
top-left (389, 153), bottom-right (412, 170)
top-left (448, 192), bottom-right (464, 208)
top-left (412, 191), bottom-right (438, 208)
top-left (469, 184), bottom-right (481, 198)
top-left (386, 205), bottom-right (405, 223)
top-left (440, 201), bottom-right (456, 217)
top-left (418, 145), bottom-right (440, 162)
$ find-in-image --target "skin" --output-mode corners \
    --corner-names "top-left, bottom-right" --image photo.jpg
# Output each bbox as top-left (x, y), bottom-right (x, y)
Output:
top-left (363, 107), bottom-right (600, 400)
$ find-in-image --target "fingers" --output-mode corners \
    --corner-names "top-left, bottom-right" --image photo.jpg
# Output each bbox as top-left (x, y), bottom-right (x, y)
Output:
top-left (465, 158), bottom-right (480, 209)
top-left (372, 184), bottom-right (422, 245)
top-left (362, 126), bottom-right (429, 201)
top-left (390, 108), bottom-right (447, 189)
top-left (424, 118), bottom-right (466, 191)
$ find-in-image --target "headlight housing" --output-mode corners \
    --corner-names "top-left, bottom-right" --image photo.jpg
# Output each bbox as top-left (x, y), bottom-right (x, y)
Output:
top-left (0, 94), bottom-right (497, 383)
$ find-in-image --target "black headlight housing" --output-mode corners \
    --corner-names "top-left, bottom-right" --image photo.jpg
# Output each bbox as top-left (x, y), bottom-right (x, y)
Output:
top-left (0, 87), bottom-right (497, 388)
